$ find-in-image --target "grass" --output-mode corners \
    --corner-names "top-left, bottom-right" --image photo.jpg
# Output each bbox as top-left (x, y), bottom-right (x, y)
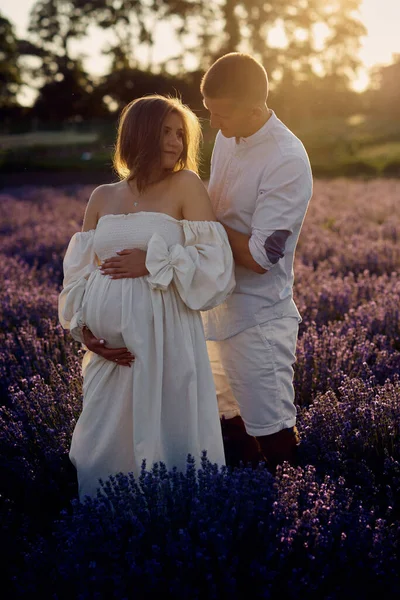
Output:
top-left (0, 131), bottom-right (100, 150)
top-left (0, 149), bottom-right (113, 173)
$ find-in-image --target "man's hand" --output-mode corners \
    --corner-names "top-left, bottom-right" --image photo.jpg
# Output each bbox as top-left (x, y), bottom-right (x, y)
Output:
top-left (82, 326), bottom-right (135, 367)
top-left (100, 249), bottom-right (149, 279)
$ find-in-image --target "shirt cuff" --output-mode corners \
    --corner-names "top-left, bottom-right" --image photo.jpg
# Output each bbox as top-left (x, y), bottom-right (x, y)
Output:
top-left (248, 231), bottom-right (274, 271)
top-left (249, 229), bottom-right (291, 271)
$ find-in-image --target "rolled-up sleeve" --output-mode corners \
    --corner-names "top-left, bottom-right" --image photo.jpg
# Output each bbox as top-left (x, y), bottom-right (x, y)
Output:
top-left (248, 155), bottom-right (312, 271)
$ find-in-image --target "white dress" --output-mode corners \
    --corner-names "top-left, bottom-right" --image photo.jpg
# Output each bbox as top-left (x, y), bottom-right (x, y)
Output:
top-left (58, 212), bottom-right (235, 500)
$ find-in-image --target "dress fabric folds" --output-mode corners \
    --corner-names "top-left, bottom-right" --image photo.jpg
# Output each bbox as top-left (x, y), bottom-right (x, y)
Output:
top-left (58, 212), bottom-right (235, 500)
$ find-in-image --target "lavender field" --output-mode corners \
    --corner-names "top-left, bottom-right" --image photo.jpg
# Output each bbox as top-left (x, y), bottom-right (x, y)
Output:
top-left (1, 179), bottom-right (400, 598)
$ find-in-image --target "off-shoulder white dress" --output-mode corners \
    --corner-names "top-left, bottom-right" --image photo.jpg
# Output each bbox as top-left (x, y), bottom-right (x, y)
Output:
top-left (58, 212), bottom-right (235, 500)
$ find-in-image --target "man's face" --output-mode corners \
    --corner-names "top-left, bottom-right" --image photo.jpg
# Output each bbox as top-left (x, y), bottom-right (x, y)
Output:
top-left (202, 96), bottom-right (255, 139)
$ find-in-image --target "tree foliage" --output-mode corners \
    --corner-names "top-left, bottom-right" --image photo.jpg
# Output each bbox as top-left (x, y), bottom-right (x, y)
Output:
top-left (25, 0), bottom-right (366, 83)
top-left (0, 14), bottom-right (22, 108)
top-left (368, 54), bottom-right (400, 118)
top-left (27, 0), bottom-right (91, 81)
top-left (2, 0), bottom-right (373, 122)
top-left (32, 58), bottom-right (107, 121)
top-left (195, 0), bottom-right (366, 85)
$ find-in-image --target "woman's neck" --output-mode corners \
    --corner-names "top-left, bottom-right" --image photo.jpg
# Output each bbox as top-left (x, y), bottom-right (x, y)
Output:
top-left (128, 169), bottom-right (172, 195)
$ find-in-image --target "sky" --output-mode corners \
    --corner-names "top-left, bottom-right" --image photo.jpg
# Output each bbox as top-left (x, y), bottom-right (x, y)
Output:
top-left (1, 0), bottom-right (400, 104)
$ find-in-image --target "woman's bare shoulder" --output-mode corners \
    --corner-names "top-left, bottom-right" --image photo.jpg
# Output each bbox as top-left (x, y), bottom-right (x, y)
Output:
top-left (89, 182), bottom-right (120, 203)
top-left (82, 182), bottom-right (120, 231)
top-left (171, 169), bottom-right (207, 196)
top-left (172, 169), bottom-right (203, 185)
top-left (171, 170), bottom-right (215, 221)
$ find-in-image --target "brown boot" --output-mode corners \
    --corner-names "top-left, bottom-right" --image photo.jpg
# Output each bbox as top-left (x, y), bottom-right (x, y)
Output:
top-left (220, 415), bottom-right (265, 468)
top-left (255, 426), bottom-right (300, 475)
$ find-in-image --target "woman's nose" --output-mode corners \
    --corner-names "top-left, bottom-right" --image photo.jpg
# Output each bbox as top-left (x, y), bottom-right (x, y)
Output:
top-left (168, 133), bottom-right (182, 147)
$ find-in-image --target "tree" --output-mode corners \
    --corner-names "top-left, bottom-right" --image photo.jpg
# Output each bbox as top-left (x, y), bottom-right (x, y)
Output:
top-left (25, 0), bottom-right (165, 116)
top-left (155, 1), bottom-right (224, 73)
top-left (31, 57), bottom-right (107, 121)
top-left (25, 1), bottom-right (110, 120)
top-left (27, 0), bottom-right (161, 74)
top-left (27, 0), bottom-right (92, 82)
top-left (367, 55), bottom-right (400, 118)
top-left (0, 14), bottom-right (22, 108)
top-left (88, 0), bottom-right (154, 70)
top-left (97, 67), bottom-right (196, 112)
top-left (16, 0), bottom-right (368, 122)
top-left (157, 0), bottom-right (366, 90)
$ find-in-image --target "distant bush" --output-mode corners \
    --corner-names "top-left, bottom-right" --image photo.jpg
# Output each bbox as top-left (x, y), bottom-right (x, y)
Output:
top-left (2, 141), bottom-right (400, 180)
top-left (341, 161), bottom-right (378, 177)
top-left (383, 161), bottom-right (400, 177)
top-left (0, 145), bottom-right (112, 173)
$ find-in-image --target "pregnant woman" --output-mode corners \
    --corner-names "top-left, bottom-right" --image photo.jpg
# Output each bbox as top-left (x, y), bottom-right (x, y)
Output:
top-left (58, 95), bottom-right (235, 500)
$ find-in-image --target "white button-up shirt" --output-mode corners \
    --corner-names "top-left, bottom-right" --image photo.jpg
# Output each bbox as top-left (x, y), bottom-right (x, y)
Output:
top-left (202, 110), bottom-right (313, 341)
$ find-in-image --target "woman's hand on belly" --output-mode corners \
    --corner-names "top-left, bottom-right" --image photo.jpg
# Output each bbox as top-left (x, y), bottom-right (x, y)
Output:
top-left (82, 326), bottom-right (135, 367)
top-left (100, 249), bottom-right (149, 279)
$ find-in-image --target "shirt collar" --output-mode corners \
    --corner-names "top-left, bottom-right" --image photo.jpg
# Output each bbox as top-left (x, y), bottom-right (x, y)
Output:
top-left (235, 109), bottom-right (276, 147)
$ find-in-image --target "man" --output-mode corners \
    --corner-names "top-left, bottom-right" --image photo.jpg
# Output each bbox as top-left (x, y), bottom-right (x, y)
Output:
top-left (80, 53), bottom-right (313, 473)
top-left (199, 53), bottom-right (312, 472)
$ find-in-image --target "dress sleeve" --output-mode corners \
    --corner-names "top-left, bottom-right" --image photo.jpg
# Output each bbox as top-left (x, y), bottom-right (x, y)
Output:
top-left (145, 220), bottom-right (235, 310)
top-left (58, 230), bottom-right (97, 344)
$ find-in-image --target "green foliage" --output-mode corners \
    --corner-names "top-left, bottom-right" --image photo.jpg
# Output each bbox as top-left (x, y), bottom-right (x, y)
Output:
top-left (368, 55), bottom-right (400, 119)
top-left (293, 116), bottom-right (400, 177)
top-left (14, 0), bottom-right (367, 124)
top-left (2, 0), bottom-right (399, 132)
top-left (382, 161), bottom-right (400, 177)
top-left (214, 0), bottom-right (366, 85)
top-left (0, 145), bottom-right (112, 173)
top-left (0, 14), bottom-right (22, 108)
top-left (97, 68), bottom-right (201, 113)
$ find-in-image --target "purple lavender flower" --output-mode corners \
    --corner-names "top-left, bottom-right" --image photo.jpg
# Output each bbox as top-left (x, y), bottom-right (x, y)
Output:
top-left (2, 181), bottom-right (400, 597)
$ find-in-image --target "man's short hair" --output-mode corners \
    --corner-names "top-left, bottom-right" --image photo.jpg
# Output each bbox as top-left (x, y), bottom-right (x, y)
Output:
top-left (201, 53), bottom-right (269, 104)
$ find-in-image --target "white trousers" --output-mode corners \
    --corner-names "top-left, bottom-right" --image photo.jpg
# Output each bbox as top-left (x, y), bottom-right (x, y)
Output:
top-left (207, 317), bottom-right (299, 436)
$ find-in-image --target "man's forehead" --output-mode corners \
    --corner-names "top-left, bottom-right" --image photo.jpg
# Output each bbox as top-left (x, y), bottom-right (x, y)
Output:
top-left (202, 96), bottom-right (237, 112)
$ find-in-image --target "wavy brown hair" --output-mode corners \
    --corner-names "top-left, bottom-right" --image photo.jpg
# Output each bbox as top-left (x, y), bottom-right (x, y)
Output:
top-left (113, 95), bottom-right (202, 192)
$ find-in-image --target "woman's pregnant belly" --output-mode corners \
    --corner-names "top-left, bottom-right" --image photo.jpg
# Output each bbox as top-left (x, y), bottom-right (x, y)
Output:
top-left (82, 270), bottom-right (154, 351)
top-left (82, 270), bottom-right (126, 348)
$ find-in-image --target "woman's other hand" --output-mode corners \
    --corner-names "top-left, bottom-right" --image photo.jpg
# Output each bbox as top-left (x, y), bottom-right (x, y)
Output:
top-left (100, 249), bottom-right (149, 279)
top-left (82, 326), bottom-right (135, 367)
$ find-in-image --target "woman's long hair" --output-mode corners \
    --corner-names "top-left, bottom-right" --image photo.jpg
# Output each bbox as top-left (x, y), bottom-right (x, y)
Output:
top-left (113, 95), bottom-right (202, 193)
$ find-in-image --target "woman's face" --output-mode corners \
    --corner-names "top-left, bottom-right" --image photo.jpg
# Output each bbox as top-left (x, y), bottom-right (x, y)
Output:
top-left (160, 111), bottom-right (184, 170)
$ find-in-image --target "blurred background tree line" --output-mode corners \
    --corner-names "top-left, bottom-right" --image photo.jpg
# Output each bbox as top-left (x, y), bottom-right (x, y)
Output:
top-left (1, 0), bottom-right (400, 180)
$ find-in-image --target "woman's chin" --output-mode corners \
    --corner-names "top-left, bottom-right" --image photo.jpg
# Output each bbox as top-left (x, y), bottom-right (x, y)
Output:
top-left (162, 161), bottom-right (177, 171)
